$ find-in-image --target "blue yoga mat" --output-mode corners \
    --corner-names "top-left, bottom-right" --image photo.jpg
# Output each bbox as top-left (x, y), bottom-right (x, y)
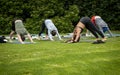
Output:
top-left (10, 41), bottom-right (33, 44)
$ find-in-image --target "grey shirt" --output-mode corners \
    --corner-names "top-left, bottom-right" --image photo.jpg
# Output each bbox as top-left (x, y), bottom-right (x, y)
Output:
top-left (15, 20), bottom-right (28, 35)
top-left (95, 18), bottom-right (108, 28)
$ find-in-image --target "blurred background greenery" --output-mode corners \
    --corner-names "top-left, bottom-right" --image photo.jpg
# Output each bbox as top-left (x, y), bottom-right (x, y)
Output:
top-left (0, 0), bottom-right (119, 34)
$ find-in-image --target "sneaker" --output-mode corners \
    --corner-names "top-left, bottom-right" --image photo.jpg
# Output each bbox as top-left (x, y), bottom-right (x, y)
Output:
top-left (92, 41), bottom-right (100, 44)
top-left (92, 40), bottom-right (105, 44)
top-left (102, 37), bottom-right (107, 42)
top-left (97, 40), bottom-right (105, 43)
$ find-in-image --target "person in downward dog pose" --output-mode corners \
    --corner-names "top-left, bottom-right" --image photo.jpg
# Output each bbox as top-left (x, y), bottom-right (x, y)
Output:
top-left (38, 19), bottom-right (62, 41)
top-left (90, 15), bottom-right (113, 37)
top-left (66, 17), bottom-right (107, 44)
top-left (9, 18), bottom-right (34, 44)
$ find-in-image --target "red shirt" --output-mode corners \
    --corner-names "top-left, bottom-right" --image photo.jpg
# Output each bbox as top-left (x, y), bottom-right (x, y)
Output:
top-left (91, 16), bottom-right (96, 25)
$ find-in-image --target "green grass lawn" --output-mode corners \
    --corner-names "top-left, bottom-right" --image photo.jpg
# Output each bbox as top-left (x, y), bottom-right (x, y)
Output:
top-left (0, 36), bottom-right (120, 75)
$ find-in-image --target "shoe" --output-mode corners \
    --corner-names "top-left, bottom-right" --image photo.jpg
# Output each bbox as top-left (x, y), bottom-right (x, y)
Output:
top-left (102, 37), bottom-right (107, 41)
top-left (92, 40), bottom-right (105, 44)
top-left (92, 41), bottom-right (100, 44)
top-left (97, 40), bottom-right (105, 43)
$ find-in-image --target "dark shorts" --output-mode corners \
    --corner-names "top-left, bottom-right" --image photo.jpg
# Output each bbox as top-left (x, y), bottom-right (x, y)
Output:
top-left (102, 27), bottom-right (108, 32)
top-left (80, 17), bottom-right (91, 26)
top-left (11, 24), bottom-right (15, 31)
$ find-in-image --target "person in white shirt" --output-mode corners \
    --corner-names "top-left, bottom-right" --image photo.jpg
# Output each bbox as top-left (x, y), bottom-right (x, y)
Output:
top-left (38, 19), bottom-right (62, 41)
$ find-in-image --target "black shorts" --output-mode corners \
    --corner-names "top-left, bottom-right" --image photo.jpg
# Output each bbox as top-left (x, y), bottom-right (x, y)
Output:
top-left (11, 19), bottom-right (16, 31)
top-left (11, 24), bottom-right (15, 31)
top-left (80, 17), bottom-right (91, 26)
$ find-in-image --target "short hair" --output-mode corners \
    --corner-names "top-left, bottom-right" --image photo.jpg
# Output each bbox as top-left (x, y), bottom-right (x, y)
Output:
top-left (51, 30), bottom-right (56, 36)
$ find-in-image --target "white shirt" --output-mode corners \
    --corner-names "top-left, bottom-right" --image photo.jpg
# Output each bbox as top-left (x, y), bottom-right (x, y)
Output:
top-left (44, 19), bottom-right (62, 41)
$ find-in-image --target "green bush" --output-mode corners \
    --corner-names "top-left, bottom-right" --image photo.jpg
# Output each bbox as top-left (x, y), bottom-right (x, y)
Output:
top-left (0, 0), bottom-right (119, 34)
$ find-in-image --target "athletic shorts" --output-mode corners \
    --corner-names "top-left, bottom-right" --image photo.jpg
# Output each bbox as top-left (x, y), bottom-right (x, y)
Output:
top-left (11, 24), bottom-right (15, 31)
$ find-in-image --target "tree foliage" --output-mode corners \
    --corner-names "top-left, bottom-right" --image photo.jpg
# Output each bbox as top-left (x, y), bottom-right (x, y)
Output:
top-left (0, 0), bottom-right (119, 34)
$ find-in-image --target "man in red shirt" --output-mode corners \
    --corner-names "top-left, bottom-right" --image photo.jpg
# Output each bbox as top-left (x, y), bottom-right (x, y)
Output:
top-left (90, 16), bottom-right (113, 37)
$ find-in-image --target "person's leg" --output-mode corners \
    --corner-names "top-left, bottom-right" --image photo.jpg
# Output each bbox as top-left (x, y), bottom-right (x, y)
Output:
top-left (10, 21), bottom-right (16, 41)
top-left (106, 27), bottom-right (113, 37)
top-left (90, 22), bottom-right (105, 37)
top-left (9, 31), bottom-right (15, 42)
top-left (87, 28), bottom-right (99, 40)
top-left (80, 17), bottom-right (100, 40)
top-left (87, 27), bottom-right (106, 44)
top-left (107, 29), bottom-right (113, 37)
top-left (39, 22), bottom-right (46, 36)
top-left (88, 21), bottom-right (106, 41)
top-left (85, 23), bottom-right (99, 40)
top-left (45, 29), bottom-right (49, 39)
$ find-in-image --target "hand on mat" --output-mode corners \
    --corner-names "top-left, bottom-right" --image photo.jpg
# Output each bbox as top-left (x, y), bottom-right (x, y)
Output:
top-left (21, 42), bottom-right (25, 44)
top-left (65, 39), bottom-right (71, 43)
top-left (65, 40), bottom-right (76, 43)
top-left (32, 42), bottom-right (36, 43)
top-left (60, 39), bottom-right (63, 41)
top-left (9, 39), bottom-right (13, 42)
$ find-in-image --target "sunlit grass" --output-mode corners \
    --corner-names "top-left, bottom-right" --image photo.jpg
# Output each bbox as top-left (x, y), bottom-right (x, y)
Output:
top-left (0, 37), bottom-right (120, 75)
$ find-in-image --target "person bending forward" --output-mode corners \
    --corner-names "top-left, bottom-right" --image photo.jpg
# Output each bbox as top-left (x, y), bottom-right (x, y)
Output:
top-left (66, 17), bottom-right (106, 43)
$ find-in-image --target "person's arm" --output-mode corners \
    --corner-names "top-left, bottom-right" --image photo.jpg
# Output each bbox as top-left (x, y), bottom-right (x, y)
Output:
top-left (56, 30), bottom-right (62, 40)
top-left (107, 28), bottom-right (113, 37)
top-left (69, 27), bottom-right (80, 43)
top-left (9, 31), bottom-right (15, 41)
top-left (69, 29), bottom-right (75, 42)
top-left (97, 24), bottom-right (104, 35)
top-left (39, 22), bottom-right (46, 36)
top-left (48, 30), bottom-right (54, 41)
top-left (74, 29), bottom-right (80, 42)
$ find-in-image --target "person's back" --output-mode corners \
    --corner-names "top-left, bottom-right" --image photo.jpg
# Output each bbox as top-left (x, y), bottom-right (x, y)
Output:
top-left (91, 16), bottom-right (113, 37)
top-left (38, 19), bottom-right (62, 41)
top-left (44, 19), bottom-right (57, 31)
top-left (95, 16), bottom-right (108, 27)
top-left (15, 20), bottom-right (28, 35)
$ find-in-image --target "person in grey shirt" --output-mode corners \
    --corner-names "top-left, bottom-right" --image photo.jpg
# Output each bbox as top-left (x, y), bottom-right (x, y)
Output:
top-left (9, 18), bottom-right (34, 44)
top-left (91, 16), bottom-right (113, 37)
top-left (39, 19), bottom-right (62, 41)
